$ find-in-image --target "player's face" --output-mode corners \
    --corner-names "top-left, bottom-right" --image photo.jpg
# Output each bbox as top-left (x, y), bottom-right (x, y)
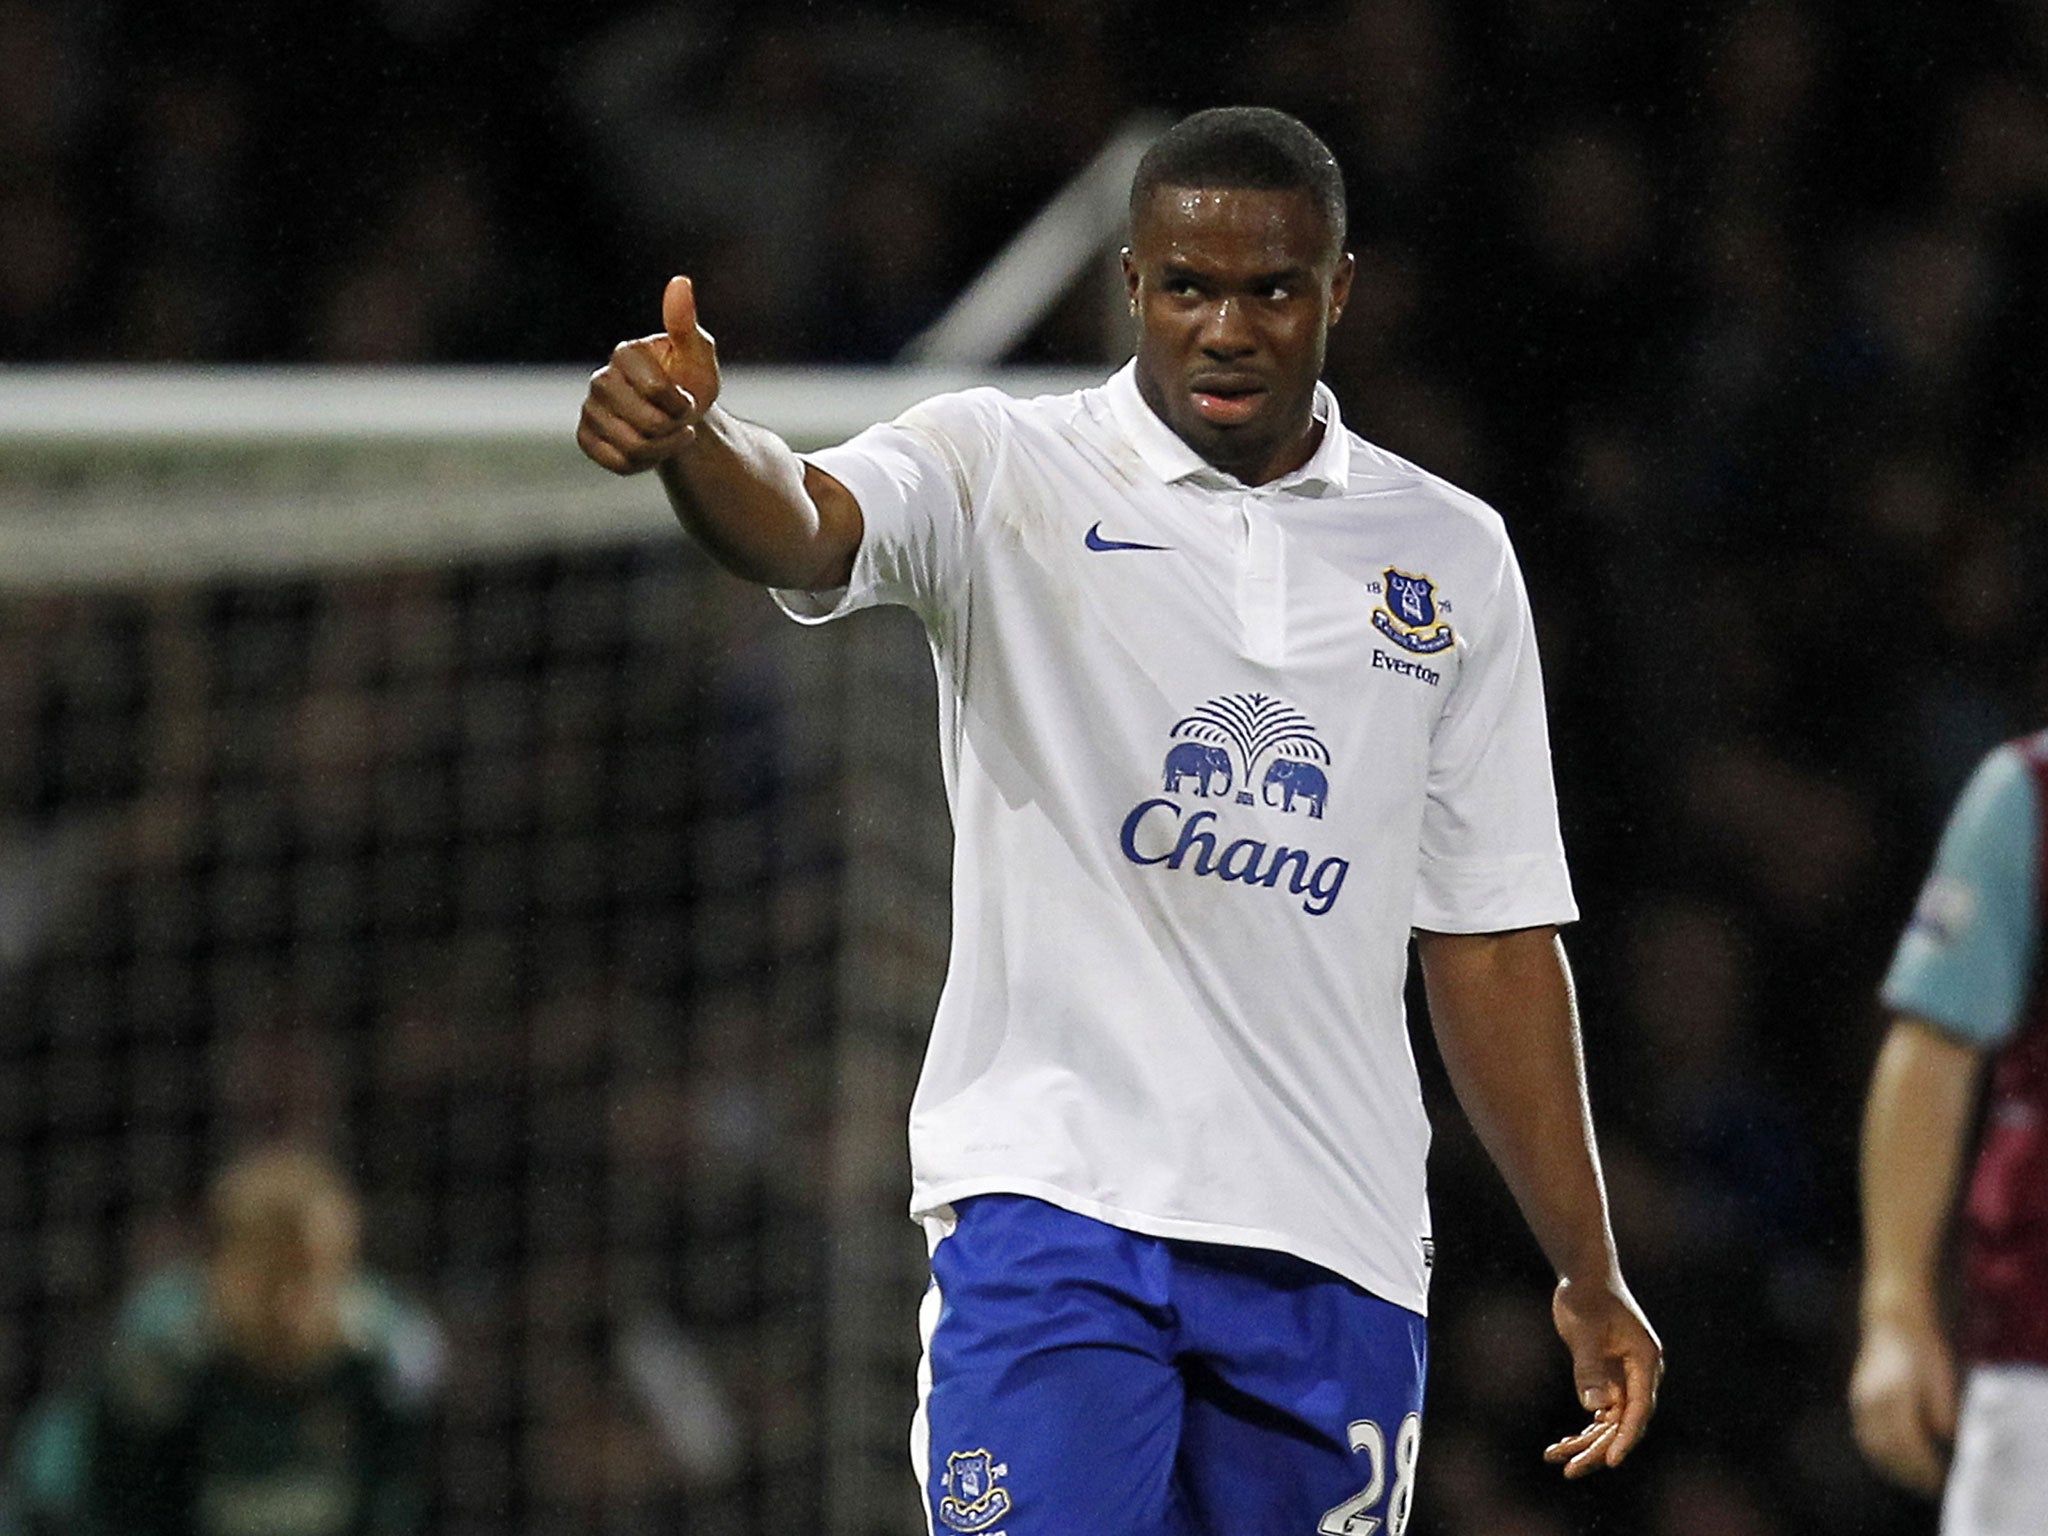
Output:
top-left (211, 1219), bottom-right (355, 1378)
top-left (1123, 185), bottom-right (1353, 485)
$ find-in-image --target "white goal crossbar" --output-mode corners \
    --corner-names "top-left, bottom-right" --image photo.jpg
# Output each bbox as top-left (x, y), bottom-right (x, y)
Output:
top-left (0, 364), bottom-right (1101, 589)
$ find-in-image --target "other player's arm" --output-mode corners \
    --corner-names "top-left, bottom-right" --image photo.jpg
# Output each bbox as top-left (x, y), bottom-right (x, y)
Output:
top-left (576, 276), bottom-right (864, 591)
top-left (1849, 1014), bottom-right (1984, 1496)
top-left (1414, 924), bottom-right (1663, 1477)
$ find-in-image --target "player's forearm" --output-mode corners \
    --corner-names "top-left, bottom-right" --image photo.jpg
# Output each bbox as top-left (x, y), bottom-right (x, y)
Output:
top-left (1417, 927), bottom-right (1621, 1284)
top-left (658, 407), bottom-right (860, 591)
top-left (1859, 1015), bottom-right (1982, 1327)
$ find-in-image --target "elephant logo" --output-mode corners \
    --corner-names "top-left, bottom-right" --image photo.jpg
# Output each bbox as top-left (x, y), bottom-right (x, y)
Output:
top-left (1262, 758), bottom-right (1329, 819)
top-left (1163, 741), bottom-right (1234, 797)
top-left (1163, 693), bottom-right (1331, 816)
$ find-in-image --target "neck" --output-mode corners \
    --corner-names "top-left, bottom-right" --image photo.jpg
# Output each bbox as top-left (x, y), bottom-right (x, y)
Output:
top-left (1133, 369), bottom-right (1325, 486)
top-left (1227, 414), bottom-right (1324, 485)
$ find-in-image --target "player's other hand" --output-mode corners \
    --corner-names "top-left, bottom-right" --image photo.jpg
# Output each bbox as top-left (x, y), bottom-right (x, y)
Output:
top-left (577, 275), bottom-right (722, 474)
top-left (1542, 1274), bottom-right (1663, 1478)
top-left (1849, 1315), bottom-right (1956, 1496)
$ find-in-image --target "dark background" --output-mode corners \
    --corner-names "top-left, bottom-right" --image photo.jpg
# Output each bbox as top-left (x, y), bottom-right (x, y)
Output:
top-left (5, 1), bottom-right (2046, 1533)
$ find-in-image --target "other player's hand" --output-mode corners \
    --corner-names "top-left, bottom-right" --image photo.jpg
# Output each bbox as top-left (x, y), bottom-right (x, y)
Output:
top-left (577, 275), bottom-right (723, 475)
top-left (1542, 1274), bottom-right (1663, 1477)
top-left (1848, 1315), bottom-right (1956, 1496)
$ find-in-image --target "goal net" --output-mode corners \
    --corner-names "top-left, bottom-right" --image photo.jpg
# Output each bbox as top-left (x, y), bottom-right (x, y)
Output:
top-left (0, 364), bottom-right (1090, 1536)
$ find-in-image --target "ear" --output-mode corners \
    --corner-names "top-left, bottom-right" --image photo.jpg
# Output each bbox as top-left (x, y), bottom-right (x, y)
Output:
top-left (1327, 251), bottom-right (1356, 327)
top-left (1120, 247), bottom-right (1140, 313)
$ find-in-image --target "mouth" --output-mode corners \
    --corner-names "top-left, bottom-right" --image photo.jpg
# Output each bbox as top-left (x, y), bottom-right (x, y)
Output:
top-left (1188, 377), bottom-right (1268, 426)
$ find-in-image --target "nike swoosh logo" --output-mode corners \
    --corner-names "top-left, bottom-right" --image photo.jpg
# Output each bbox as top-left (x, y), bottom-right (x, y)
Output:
top-left (1085, 522), bottom-right (1172, 553)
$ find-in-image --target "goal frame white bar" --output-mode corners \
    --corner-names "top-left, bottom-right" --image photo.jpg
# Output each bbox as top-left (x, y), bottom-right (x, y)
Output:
top-left (0, 365), bottom-right (1104, 590)
top-left (0, 364), bottom-right (1102, 446)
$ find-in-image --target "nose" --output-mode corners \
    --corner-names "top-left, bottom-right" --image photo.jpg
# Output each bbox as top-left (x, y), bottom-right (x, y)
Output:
top-left (1199, 296), bottom-right (1254, 358)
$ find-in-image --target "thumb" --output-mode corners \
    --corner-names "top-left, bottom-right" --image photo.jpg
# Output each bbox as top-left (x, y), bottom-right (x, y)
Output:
top-left (662, 274), bottom-right (698, 347)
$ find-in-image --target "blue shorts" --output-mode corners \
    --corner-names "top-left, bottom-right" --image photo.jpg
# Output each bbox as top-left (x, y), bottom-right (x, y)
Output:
top-left (914, 1194), bottom-right (1428, 1536)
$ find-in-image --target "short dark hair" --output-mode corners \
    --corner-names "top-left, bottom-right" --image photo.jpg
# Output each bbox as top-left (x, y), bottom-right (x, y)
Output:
top-left (1129, 107), bottom-right (1347, 253)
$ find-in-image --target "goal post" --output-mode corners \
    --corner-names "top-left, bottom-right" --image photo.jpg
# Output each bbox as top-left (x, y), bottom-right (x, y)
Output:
top-left (0, 363), bottom-right (1094, 1535)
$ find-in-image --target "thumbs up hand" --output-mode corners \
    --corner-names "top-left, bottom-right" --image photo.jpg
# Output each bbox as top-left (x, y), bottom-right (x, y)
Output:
top-left (577, 276), bottom-right (724, 475)
top-left (656, 275), bottom-right (720, 418)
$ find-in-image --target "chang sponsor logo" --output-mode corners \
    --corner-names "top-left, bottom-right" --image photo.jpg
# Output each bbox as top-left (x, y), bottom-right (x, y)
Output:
top-left (1121, 692), bottom-right (1349, 916)
top-left (1163, 692), bottom-right (1331, 814)
top-left (1120, 801), bottom-right (1348, 916)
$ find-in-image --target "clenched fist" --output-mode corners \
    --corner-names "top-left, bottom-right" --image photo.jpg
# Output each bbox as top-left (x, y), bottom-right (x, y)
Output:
top-left (577, 276), bottom-right (722, 474)
top-left (1850, 1315), bottom-right (1957, 1496)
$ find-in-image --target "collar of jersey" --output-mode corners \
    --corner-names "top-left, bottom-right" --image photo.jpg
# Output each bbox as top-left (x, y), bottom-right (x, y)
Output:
top-left (1103, 360), bottom-right (1352, 495)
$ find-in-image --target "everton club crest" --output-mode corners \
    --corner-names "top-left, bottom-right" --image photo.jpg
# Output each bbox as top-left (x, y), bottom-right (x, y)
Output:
top-left (1372, 567), bottom-right (1455, 654)
top-left (938, 1448), bottom-right (1013, 1533)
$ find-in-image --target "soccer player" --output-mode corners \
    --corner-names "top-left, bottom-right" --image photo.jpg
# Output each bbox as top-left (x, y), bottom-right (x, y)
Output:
top-left (1851, 730), bottom-right (2048, 1533)
top-left (578, 106), bottom-right (1660, 1533)
top-left (59, 1147), bottom-right (442, 1536)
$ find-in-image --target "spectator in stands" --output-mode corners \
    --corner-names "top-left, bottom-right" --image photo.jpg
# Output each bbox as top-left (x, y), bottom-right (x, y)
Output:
top-left (2, 1147), bottom-right (442, 1536)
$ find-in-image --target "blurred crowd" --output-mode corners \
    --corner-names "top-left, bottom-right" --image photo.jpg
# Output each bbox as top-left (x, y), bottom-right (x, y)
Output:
top-left (5, 1), bottom-right (2048, 1534)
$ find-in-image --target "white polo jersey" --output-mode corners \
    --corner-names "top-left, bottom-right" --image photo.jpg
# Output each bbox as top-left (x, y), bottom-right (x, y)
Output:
top-left (780, 362), bottom-right (1576, 1315)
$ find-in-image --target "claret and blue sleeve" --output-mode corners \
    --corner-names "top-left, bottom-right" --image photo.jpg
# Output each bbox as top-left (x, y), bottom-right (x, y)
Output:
top-left (1882, 742), bottom-right (2042, 1048)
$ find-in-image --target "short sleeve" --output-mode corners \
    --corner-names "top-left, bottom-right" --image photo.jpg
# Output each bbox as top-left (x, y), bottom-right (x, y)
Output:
top-left (1882, 743), bottom-right (2041, 1047)
top-left (771, 390), bottom-right (998, 628)
top-left (1411, 535), bottom-right (1578, 933)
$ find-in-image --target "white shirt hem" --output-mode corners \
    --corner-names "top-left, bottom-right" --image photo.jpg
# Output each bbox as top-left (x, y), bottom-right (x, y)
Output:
top-left (910, 1175), bottom-right (1430, 1319)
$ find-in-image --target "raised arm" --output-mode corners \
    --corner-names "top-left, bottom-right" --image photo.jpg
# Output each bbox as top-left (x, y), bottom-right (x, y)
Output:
top-left (1414, 924), bottom-right (1662, 1477)
top-left (576, 276), bottom-right (864, 591)
top-left (1849, 1014), bottom-right (1984, 1495)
